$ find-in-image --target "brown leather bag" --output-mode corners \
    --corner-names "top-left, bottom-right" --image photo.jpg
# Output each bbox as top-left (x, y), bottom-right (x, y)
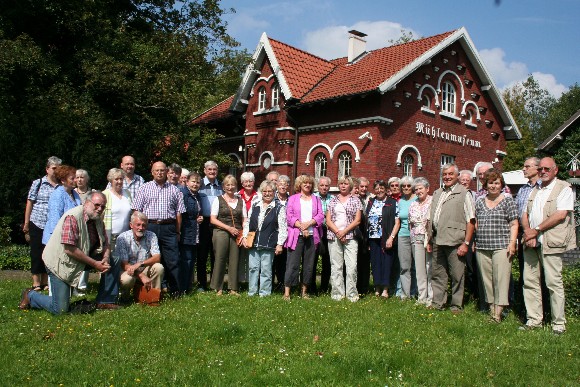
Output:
top-left (245, 231), bottom-right (256, 247)
top-left (133, 284), bottom-right (162, 306)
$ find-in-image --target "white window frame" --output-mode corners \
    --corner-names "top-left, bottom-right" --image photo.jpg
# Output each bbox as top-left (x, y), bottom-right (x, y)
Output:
top-left (441, 81), bottom-right (456, 114)
top-left (403, 155), bottom-right (414, 177)
top-left (314, 152), bottom-right (327, 179)
top-left (258, 87), bottom-right (266, 111)
top-left (338, 151), bottom-right (352, 179)
top-left (271, 83), bottom-right (280, 108)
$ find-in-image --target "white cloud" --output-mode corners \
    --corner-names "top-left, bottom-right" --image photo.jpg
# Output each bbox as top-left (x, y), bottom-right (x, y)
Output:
top-left (226, 12), bottom-right (270, 37)
top-left (303, 21), bottom-right (419, 60)
top-left (479, 47), bottom-right (567, 97)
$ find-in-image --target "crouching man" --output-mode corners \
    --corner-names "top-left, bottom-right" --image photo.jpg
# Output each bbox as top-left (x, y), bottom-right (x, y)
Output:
top-left (116, 211), bottom-right (164, 301)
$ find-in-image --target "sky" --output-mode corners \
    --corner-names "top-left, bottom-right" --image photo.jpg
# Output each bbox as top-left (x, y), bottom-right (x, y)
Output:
top-left (218, 0), bottom-right (579, 98)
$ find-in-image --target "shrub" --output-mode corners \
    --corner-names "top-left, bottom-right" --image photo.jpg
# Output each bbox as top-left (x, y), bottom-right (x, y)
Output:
top-left (0, 217), bottom-right (12, 246)
top-left (563, 264), bottom-right (580, 317)
top-left (0, 245), bottom-right (30, 270)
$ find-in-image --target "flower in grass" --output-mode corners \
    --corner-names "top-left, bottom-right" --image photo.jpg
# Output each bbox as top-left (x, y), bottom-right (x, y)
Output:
top-left (135, 379), bottom-right (141, 383)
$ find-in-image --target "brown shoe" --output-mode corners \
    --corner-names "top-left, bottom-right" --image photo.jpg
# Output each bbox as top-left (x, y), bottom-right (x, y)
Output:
top-left (96, 303), bottom-right (123, 310)
top-left (19, 287), bottom-right (35, 310)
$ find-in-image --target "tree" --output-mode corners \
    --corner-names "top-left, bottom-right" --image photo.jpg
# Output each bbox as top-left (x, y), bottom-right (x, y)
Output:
top-left (0, 0), bottom-right (249, 221)
top-left (502, 75), bottom-right (556, 171)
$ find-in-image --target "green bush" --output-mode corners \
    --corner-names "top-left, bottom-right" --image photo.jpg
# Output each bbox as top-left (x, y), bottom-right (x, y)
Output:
top-left (0, 244), bottom-right (30, 270)
top-left (0, 217), bottom-right (12, 246)
top-left (563, 264), bottom-right (580, 317)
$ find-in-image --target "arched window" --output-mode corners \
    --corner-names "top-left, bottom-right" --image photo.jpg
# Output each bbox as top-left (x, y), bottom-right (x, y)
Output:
top-left (403, 155), bottom-right (414, 177)
top-left (442, 81), bottom-right (456, 114)
top-left (271, 83), bottom-right (280, 108)
top-left (258, 86), bottom-right (266, 111)
top-left (422, 94), bottom-right (430, 109)
top-left (314, 153), bottom-right (327, 179)
top-left (338, 151), bottom-right (352, 179)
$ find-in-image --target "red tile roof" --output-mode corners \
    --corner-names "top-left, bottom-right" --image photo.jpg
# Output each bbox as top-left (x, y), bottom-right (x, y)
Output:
top-left (268, 38), bottom-right (336, 99)
top-left (300, 30), bottom-right (456, 103)
top-left (189, 95), bottom-right (235, 125)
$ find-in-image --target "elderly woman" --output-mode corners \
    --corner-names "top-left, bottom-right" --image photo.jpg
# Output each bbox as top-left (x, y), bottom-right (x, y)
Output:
top-left (42, 165), bottom-right (82, 245)
top-left (398, 175), bottom-right (417, 300)
top-left (284, 174), bottom-right (324, 300)
top-left (237, 171), bottom-right (261, 283)
top-left (98, 168), bottom-right (132, 306)
top-left (74, 169), bottom-right (93, 203)
top-left (23, 156), bottom-right (62, 291)
top-left (242, 180), bottom-right (287, 296)
top-left (210, 175), bottom-right (247, 295)
top-left (179, 171), bottom-right (205, 293)
top-left (365, 180), bottom-right (400, 298)
top-left (326, 176), bottom-right (362, 302)
top-left (388, 177), bottom-right (401, 202)
top-left (408, 177), bottom-right (434, 306)
top-left (475, 169), bottom-right (518, 322)
top-left (273, 174), bottom-right (291, 290)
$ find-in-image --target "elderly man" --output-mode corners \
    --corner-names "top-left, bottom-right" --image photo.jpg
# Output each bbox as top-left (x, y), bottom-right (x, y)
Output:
top-left (117, 211), bottom-right (165, 300)
top-left (106, 155), bottom-right (145, 199)
top-left (167, 163), bottom-right (182, 186)
top-left (20, 192), bottom-right (114, 314)
top-left (521, 157), bottom-right (575, 334)
top-left (357, 176), bottom-right (372, 294)
top-left (266, 170), bottom-right (280, 183)
top-left (313, 176), bottom-right (332, 293)
top-left (196, 160), bottom-right (223, 291)
top-left (132, 161), bottom-right (185, 297)
top-left (427, 163), bottom-right (476, 313)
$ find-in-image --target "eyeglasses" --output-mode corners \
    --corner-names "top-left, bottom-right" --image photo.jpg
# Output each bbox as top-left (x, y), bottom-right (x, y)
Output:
top-left (402, 184), bottom-right (412, 188)
top-left (537, 166), bottom-right (554, 173)
top-left (390, 184), bottom-right (399, 187)
top-left (89, 200), bottom-right (105, 209)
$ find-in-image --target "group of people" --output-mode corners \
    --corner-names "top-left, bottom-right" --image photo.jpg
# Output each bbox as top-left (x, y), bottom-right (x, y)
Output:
top-left (18, 155), bottom-right (575, 335)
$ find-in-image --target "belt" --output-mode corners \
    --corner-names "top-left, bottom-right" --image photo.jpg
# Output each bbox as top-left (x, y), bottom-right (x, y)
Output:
top-left (148, 219), bottom-right (175, 225)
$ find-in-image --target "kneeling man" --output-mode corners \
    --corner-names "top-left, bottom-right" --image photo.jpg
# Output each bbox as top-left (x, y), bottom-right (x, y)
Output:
top-left (116, 211), bottom-right (165, 300)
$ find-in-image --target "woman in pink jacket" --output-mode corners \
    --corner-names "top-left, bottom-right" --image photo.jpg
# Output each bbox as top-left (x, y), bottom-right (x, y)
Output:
top-left (284, 175), bottom-right (324, 300)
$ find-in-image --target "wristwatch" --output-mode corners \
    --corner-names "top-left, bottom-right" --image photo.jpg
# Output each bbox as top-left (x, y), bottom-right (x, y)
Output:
top-left (463, 240), bottom-right (470, 246)
top-left (534, 226), bottom-right (541, 232)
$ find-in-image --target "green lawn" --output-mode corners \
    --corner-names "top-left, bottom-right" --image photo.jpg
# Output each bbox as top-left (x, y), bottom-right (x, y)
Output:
top-left (1, 276), bottom-right (578, 386)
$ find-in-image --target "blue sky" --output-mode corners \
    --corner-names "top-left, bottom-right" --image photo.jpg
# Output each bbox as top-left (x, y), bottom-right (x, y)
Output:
top-left (219, 0), bottom-right (579, 97)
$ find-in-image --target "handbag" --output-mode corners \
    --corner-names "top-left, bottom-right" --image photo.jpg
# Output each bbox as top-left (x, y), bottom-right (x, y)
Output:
top-left (245, 231), bottom-right (256, 247)
top-left (133, 284), bottom-right (162, 306)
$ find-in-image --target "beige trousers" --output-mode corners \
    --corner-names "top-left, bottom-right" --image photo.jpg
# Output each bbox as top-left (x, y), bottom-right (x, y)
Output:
top-left (523, 247), bottom-right (566, 329)
top-left (476, 249), bottom-right (511, 306)
top-left (120, 263), bottom-right (165, 296)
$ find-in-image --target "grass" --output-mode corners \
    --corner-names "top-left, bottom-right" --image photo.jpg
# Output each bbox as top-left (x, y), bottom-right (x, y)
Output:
top-left (1, 275), bottom-right (579, 386)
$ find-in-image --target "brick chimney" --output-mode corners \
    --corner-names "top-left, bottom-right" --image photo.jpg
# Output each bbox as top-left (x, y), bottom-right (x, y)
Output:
top-left (348, 30), bottom-right (367, 63)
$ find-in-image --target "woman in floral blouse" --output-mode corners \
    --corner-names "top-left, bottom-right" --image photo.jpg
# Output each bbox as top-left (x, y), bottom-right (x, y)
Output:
top-left (408, 177), bottom-right (433, 306)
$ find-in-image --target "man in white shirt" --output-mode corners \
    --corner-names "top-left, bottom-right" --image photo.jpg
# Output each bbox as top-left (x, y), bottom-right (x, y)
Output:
top-left (521, 157), bottom-right (575, 334)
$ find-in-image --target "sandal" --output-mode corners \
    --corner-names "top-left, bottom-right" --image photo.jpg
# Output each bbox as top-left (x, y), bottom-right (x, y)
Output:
top-left (41, 284), bottom-right (49, 291)
top-left (33, 285), bottom-right (42, 292)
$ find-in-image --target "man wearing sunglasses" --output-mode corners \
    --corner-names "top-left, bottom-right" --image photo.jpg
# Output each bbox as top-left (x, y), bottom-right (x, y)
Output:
top-left (521, 157), bottom-right (575, 335)
top-left (20, 192), bottom-right (114, 314)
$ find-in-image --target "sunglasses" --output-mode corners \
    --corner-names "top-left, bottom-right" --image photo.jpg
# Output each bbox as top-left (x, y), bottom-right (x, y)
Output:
top-left (537, 166), bottom-right (553, 173)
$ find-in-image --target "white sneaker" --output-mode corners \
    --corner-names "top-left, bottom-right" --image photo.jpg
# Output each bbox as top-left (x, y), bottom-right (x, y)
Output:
top-left (72, 288), bottom-right (86, 297)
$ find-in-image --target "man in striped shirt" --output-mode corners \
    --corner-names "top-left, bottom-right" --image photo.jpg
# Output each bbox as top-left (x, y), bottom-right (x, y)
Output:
top-left (132, 161), bottom-right (186, 296)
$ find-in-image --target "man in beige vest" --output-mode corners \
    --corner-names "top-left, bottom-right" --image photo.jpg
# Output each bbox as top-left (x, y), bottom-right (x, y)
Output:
top-left (521, 157), bottom-right (575, 334)
top-left (427, 163), bottom-right (476, 313)
top-left (19, 192), bottom-right (112, 314)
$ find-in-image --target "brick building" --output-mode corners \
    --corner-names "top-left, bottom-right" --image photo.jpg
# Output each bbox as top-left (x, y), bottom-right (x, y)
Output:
top-left (190, 27), bottom-right (521, 190)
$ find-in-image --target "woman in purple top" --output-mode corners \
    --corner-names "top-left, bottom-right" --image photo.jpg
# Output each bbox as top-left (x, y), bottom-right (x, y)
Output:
top-left (284, 174), bottom-right (324, 300)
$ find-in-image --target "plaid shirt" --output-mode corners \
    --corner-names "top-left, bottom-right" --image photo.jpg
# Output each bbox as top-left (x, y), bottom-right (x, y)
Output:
top-left (106, 174), bottom-right (145, 200)
top-left (475, 195), bottom-right (518, 250)
top-left (199, 177), bottom-right (223, 217)
top-left (61, 213), bottom-right (109, 256)
top-left (132, 181), bottom-right (186, 220)
top-left (28, 176), bottom-right (58, 229)
top-left (327, 195), bottom-right (362, 240)
top-left (114, 230), bottom-right (160, 265)
top-left (314, 192), bottom-right (333, 225)
top-left (515, 180), bottom-right (541, 220)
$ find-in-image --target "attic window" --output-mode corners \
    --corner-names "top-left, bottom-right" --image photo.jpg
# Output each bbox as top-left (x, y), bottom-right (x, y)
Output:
top-left (441, 81), bottom-right (456, 114)
top-left (272, 83), bottom-right (280, 108)
top-left (258, 87), bottom-right (266, 111)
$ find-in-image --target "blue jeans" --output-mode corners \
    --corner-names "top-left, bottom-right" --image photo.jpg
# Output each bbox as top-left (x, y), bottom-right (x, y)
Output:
top-left (95, 254), bottom-right (120, 304)
top-left (248, 248), bottom-right (274, 296)
top-left (179, 244), bottom-right (197, 293)
top-left (29, 271), bottom-right (71, 315)
top-left (149, 223), bottom-right (181, 294)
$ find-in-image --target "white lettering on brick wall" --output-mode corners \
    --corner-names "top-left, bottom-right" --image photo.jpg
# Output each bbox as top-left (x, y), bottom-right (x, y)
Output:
top-left (415, 121), bottom-right (481, 148)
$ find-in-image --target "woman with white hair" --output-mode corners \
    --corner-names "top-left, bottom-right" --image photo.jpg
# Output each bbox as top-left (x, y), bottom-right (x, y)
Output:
top-left (408, 177), bottom-right (433, 306)
top-left (74, 169), bottom-right (94, 203)
top-left (242, 180), bottom-right (287, 296)
top-left (397, 175), bottom-right (417, 299)
top-left (236, 171), bottom-right (261, 283)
